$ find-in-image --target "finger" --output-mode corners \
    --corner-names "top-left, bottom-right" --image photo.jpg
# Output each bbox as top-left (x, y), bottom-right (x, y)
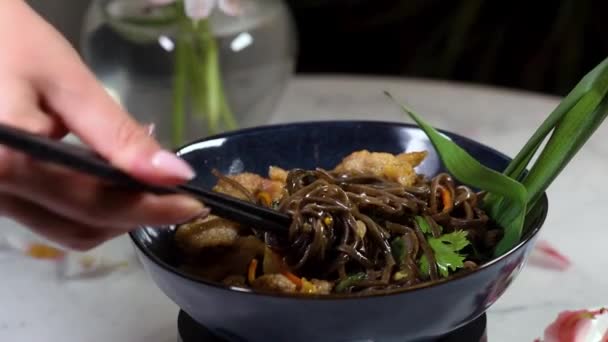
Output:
top-left (0, 193), bottom-right (114, 251)
top-left (0, 153), bottom-right (209, 229)
top-left (39, 62), bottom-right (196, 185)
top-left (0, 81), bottom-right (67, 138)
top-left (12, 2), bottom-right (195, 185)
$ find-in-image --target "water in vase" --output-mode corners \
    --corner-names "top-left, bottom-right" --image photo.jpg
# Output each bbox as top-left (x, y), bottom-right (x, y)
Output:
top-left (81, 0), bottom-right (297, 147)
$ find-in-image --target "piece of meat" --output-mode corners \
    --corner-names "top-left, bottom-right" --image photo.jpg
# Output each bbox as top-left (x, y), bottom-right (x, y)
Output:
top-left (174, 215), bottom-right (240, 253)
top-left (179, 236), bottom-right (266, 281)
top-left (396, 151), bottom-right (427, 168)
top-left (252, 274), bottom-right (297, 293)
top-left (268, 166), bottom-right (288, 183)
top-left (213, 172), bottom-right (285, 201)
top-left (333, 150), bottom-right (427, 186)
top-left (310, 279), bottom-right (333, 294)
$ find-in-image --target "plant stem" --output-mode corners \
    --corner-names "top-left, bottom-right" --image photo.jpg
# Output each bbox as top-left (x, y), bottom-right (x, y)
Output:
top-left (220, 90), bottom-right (238, 129)
top-left (172, 6), bottom-right (238, 143)
top-left (197, 21), bottom-right (221, 134)
top-left (171, 21), bottom-right (188, 147)
top-left (186, 21), bottom-right (208, 134)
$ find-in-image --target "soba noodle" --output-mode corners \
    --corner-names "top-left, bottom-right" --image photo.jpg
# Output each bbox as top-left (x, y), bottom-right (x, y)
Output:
top-left (175, 152), bottom-right (502, 295)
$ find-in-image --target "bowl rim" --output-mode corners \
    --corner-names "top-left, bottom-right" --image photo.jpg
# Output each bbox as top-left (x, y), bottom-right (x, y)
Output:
top-left (129, 120), bottom-right (549, 300)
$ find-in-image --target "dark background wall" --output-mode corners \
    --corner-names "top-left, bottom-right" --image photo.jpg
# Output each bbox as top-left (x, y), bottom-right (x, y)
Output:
top-left (29, 0), bottom-right (607, 97)
top-left (284, 0), bottom-right (608, 96)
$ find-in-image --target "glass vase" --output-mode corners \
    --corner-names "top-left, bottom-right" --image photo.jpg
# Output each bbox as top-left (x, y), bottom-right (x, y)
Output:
top-left (80, 0), bottom-right (297, 147)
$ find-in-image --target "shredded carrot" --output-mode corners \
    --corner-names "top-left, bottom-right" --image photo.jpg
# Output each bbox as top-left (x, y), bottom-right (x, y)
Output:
top-left (266, 248), bottom-right (303, 289)
top-left (439, 185), bottom-right (453, 213)
top-left (281, 271), bottom-right (303, 290)
top-left (26, 243), bottom-right (65, 260)
top-left (257, 191), bottom-right (272, 207)
top-left (248, 259), bottom-right (258, 284)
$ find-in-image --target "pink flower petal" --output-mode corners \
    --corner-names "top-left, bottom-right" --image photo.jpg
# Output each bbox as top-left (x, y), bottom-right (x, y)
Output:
top-left (541, 308), bottom-right (608, 342)
top-left (219, 0), bottom-right (242, 16)
top-left (544, 310), bottom-right (594, 341)
top-left (528, 240), bottom-right (571, 271)
top-left (184, 0), bottom-right (216, 20)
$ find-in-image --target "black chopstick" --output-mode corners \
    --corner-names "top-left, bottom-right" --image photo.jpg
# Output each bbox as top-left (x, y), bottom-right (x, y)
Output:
top-left (0, 123), bottom-right (290, 234)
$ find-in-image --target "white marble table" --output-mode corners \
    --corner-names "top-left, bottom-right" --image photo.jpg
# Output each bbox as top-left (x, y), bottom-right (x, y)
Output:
top-left (2, 75), bottom-right (607, 342)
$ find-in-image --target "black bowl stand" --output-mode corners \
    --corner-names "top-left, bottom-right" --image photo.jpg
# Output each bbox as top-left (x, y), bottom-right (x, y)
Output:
top-left (177, 310), bottom-right (488, 342)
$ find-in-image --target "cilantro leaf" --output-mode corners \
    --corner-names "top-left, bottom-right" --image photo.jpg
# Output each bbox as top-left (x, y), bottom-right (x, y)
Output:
top-left (415, 216), bottom-right (431, 234)
top-left (418, 230), bottom-right (471, 278)
top-left (391, 237), bottom-right (406, 266)
top-left (335, 273), bottom-right (366, 293)
top-left (435, 230), bottom-right (470, 251)
top-left (419, 255), bottom-right (430, 278)
top-left (428, 231), bottom-right (470, 277)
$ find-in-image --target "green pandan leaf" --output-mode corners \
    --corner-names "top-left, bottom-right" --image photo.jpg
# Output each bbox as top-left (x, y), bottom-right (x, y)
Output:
top-left (504, 56), bottom-right (608, 182)
top-left (385, 92), bottom-right (528, 256)
top-left (485, 56), bottom-right (608, 212)
top-left (386, 55), bottom-right (608, 258)
top-left (521, 59), bottom-right (608, 208)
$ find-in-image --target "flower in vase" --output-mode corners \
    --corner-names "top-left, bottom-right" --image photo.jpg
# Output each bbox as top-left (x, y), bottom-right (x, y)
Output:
top-left (147, 0), bottom-right (242, 19)
top-left (136, 0), bottom-right (243, 145)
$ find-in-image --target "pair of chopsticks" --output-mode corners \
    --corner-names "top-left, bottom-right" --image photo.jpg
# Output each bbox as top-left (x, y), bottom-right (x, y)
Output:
top-left (0, 123), bottom-right (290, 233)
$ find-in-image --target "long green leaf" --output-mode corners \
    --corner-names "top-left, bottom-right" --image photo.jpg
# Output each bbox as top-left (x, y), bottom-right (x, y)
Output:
top-left (503, 56), bottom-right (608, 181)
top-left (386, 93), bottom-right (528, 256)
top-left (484, 56), bottom-right (608, 215)
top-left (524, 88), bottom-right (608, 208)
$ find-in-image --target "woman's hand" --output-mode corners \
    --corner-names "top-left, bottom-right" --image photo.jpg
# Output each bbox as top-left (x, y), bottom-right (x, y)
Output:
top-left (0, 1), bottom-right (208, 250)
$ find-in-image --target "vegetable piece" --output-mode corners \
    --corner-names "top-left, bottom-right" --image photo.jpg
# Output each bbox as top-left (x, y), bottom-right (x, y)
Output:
top-left (387, 92), bottom-right (528, 256)
top-left (26, 243), bottom-right (65, 260)
top-left (300, 278), bottom-right (316, 294)
top-left (282, 271), bottom-right (303, 290)
top-left (257, 191), bottom-right (272, 207)
top-left (419, 256), bottom-right (431, 279)
top-left (419, 231), bottom-right (471, 278)
top-left (271, 200), bottom-right (280, 210)
top-left (393, 271), bottom-right (408, 281)
top-left (247, 258), bottom-right (258, 285)
top-left (415, 216), bottom-right (433, 235)
top-left (439, 185), bottom-right (453, 213)
top-left (335, 273), bottom-right (367, 293)
top-left (355, 220), bottom-right (367, 238)
top-left (261, 247), bottom-right (303, 289)
top-left (390, 237), bottom-right (406, 266)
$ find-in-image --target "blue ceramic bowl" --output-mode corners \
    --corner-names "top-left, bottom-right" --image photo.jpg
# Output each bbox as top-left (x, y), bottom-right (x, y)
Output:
top-left (130, 121), bottom-right (548, 342)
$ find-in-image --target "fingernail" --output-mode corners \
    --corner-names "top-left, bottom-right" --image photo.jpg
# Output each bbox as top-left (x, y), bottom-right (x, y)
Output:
top-left (145, 123), bottom-right (156, 137)
top-left (151, 150), bottom-right (196, 180)
top-left (190, 206), bottom-right (211, 220)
